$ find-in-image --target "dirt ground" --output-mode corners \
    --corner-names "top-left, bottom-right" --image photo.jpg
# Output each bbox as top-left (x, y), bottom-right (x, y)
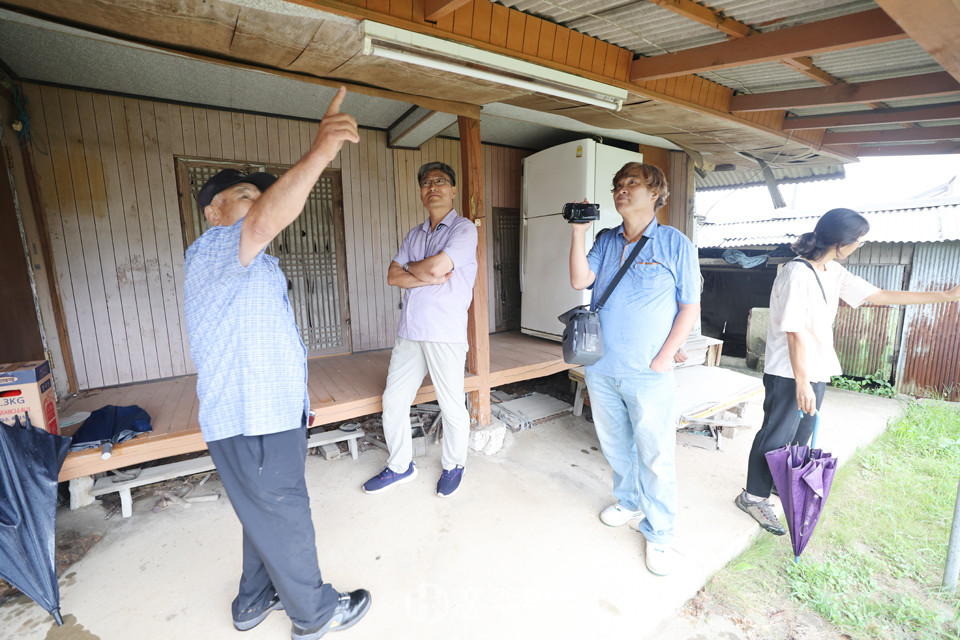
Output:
top-left (656, 586), bottom-right (850, 640)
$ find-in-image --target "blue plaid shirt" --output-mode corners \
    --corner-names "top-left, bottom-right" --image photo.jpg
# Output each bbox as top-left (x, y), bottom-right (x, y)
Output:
top-left (184, 219), bottom-right (309, 442)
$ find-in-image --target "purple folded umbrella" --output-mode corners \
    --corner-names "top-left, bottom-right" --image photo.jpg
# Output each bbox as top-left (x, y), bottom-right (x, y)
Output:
top-left (766, 441), bottom-right (838, 562)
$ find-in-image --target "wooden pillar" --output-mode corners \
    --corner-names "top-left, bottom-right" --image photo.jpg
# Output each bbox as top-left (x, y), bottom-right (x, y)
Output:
top-left (667, 150), bottom-right (696, 241)
top-left (458, 115), bottom-right (490, 427)
top-left (637, 144), bottom-right (672, 226)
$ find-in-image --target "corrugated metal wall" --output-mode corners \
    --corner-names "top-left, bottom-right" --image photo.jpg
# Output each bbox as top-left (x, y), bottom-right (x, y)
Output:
top-left (896, 241), bottom-right (960, 401)
top-left (835, 264), bottom-right (905, 380)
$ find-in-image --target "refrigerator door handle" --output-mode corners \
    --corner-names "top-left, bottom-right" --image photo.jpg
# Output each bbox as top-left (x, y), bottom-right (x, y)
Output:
top-left (519, 217), bottom-right (527, 293)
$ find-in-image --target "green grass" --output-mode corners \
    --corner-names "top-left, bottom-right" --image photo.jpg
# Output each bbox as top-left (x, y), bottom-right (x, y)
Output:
top-left (705, 398), bottom-right (960, 639)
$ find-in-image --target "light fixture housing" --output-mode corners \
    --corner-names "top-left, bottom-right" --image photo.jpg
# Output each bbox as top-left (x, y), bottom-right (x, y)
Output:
top-left (361, 21), bottom-right (627, 111)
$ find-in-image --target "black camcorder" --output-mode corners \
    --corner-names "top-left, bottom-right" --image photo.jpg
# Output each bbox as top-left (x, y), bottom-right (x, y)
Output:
top-left (562, 202), bottom-right (600, 223)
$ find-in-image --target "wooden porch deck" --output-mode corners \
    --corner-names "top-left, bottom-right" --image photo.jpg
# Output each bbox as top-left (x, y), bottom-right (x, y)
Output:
top-left (57, 331), bottom-right (570, 482)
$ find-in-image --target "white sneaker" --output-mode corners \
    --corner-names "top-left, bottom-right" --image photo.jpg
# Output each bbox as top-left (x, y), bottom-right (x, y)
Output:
top-left (599, 502), bottom-right (644, 527)
top-left (644, 540), bottom-right (674, 576)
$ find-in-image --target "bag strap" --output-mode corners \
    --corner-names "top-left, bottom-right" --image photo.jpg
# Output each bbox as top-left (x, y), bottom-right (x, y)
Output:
top-left (793, 257), bottom-right (827, 303)
top-left (593, 233), bottom-right (651, 311)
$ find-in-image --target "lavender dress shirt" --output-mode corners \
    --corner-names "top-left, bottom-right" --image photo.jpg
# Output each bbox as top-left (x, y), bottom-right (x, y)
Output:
top-left (394, 209), bottom-right (478, 343)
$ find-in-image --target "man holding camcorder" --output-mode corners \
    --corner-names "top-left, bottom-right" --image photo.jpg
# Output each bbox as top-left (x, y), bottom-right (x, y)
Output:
top-left (568, 162), bottom-right (700, 576)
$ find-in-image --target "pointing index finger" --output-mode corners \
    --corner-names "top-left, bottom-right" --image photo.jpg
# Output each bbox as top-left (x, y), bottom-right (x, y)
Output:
top-left (325, 86), bottom-right (347, 117)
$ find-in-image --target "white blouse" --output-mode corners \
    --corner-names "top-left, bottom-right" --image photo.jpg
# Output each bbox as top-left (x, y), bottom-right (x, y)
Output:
top-left (763, 259), bottom-right (879, 383)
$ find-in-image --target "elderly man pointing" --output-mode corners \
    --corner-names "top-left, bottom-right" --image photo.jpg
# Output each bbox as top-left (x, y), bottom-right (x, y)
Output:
top-left (184, 88), bottom-right (369, 640)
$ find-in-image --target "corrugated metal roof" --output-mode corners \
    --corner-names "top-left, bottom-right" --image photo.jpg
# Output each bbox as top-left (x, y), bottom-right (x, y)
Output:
top-left (502, 1), bottom-right (725, 55)
top-left (497, 1), bottom-right (950, 159)
top-left (698, 196), bottom-right (960, 247)
top-left (696, 163), bottom-right (845, 191)
top-left (501, 0), bottom-right (878, 58)
top-left (813, 40), bottom-right (941, 84)
top-left (691, 33), bottom-right (939, 96)
top-left (790, 94), bottom-right (960, 118)
top-left (719, 0), bottom-right (877, 31)
top-left (699, 61), bottom-right (822, 94)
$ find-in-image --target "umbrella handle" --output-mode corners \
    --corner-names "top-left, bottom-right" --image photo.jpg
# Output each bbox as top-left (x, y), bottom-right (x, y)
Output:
top-left (797, 409), bottom-right (821, 450)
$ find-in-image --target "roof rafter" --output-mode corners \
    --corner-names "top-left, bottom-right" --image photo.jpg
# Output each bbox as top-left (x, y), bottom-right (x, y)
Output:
top-left (649, 0), bottom-right (841, 85)
top-left (822, 124), bottom-right (960, 145)
top-left (646, 0), bottom-right (754, 38)
top-left (778, 56), bottom-right (840, 86)
top-left (783, 103), bottom-right (960, 130)
top-left (423, 0), bottom-right (475, 22)
top-left (630, 8), bottom-right (906, 82)
top-left (730, 72), bottom-right (960, 112)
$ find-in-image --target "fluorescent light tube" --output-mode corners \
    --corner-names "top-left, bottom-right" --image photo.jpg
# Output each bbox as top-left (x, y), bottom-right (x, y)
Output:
top-left (360, 22), bottom-right (626, 111)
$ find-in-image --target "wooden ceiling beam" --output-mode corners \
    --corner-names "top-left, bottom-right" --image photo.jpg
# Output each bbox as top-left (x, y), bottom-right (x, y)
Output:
top-left (874, 0), bottom-right (960, 83)
top-left (646, 0), bottom-right (755, 38)
top-left (783, 103), bottom-right (960, 130)
top-left (843, 142), bottom-right (960, 156)
top-left (424, 0), bottom-right (476, 23)
top-left (730, 72), bottom-right (960, 112)
top-left (822, 124), bottom-right (960, 145)
top-left (630, 8), bottom-right (906, 82)
top-left (778, 57), bottom-right (840, 86)
top-left (652, 1), bottom-right (841, 86)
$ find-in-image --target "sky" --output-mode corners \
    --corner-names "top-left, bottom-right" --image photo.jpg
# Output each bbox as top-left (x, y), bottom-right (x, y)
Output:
top-left (696, 154), bottom-right (960, 223)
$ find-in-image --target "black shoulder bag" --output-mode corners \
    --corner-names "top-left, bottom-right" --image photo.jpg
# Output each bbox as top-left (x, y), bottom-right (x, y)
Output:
top-left (793, 258), bottom-right (827, 303)
top-left (558, 234), bottom-right (651, 365)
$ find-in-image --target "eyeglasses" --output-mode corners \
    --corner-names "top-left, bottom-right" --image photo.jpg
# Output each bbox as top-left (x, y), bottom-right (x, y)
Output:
top-left (611, 177), bottom-right (646, 193)
top-left (420, 177), bottom-right (450, 188)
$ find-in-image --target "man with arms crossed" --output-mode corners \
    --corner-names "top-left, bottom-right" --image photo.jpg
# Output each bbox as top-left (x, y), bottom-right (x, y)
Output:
top-left (184, 88), bottom-right (369, 640)
top-left (362, 162), bottom-right (478, 498)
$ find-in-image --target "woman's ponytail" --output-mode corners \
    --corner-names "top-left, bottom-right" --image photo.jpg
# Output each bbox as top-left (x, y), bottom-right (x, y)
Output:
top-left (791, 208), bottom-right (869, 260)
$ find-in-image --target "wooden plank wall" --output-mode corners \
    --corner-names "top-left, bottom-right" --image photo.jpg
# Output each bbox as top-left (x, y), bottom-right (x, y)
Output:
top-left (344, 128), bottom-right (402, 353)
top-left (24, 83), bottom-right (528, 389)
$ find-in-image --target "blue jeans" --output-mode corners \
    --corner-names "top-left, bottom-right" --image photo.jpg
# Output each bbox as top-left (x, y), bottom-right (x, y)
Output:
top-left (585, 369), bottom-right (677, 544)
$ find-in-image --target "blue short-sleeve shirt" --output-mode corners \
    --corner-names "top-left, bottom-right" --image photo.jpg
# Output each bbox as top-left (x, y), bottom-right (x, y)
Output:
top-left (585, 219), bottom-right (701, 377)
top-left (184, 219), bottom-right (310, 442)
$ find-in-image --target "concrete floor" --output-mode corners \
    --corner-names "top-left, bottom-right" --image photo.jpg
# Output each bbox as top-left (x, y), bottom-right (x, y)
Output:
top-left (0, 377), bottom-right (906, 640)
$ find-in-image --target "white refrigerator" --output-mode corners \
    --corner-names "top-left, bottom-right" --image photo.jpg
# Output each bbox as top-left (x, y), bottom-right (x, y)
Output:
top-left (520, 139), bottom-right (643, 340)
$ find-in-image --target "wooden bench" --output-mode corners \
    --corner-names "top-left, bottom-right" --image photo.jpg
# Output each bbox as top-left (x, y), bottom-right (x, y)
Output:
top-left (75, 428), bottom-right (364, 518)
top-left (568, 364), bottom-right (763, 450)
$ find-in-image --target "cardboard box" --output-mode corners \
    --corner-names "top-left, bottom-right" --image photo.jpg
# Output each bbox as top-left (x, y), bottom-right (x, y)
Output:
top-left (0, 361), bottom-right (59, 434)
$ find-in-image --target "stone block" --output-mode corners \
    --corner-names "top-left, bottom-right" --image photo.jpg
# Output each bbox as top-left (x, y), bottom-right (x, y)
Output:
top-left (69, 475), bottom-right (95, 510)
top-left (317, 443), bottom-right (341, 460)
top-left (469, 420), bottom-right (507, 455)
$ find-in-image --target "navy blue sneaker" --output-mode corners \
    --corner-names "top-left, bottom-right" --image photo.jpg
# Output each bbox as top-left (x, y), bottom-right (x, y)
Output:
top-left (233, 594), bottom-right (283, 632)
top-left (362, 462), bottom-right (418, 494)
top-left (436, 465), bottom-right (464, 497)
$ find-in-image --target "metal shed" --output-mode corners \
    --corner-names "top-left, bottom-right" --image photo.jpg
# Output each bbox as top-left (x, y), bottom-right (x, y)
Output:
top-left (699, 196), bottom-right (960, 399)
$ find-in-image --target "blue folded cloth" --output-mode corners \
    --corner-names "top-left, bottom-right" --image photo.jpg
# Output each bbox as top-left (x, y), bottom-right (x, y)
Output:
top-left (722, 248), bottom-right (768, 269)
top-left (68, 405), bottom-right (152, 451)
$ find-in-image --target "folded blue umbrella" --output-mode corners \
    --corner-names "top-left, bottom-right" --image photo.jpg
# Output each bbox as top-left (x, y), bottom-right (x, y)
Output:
top-left (0, 415), bottom-right (72, 625)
